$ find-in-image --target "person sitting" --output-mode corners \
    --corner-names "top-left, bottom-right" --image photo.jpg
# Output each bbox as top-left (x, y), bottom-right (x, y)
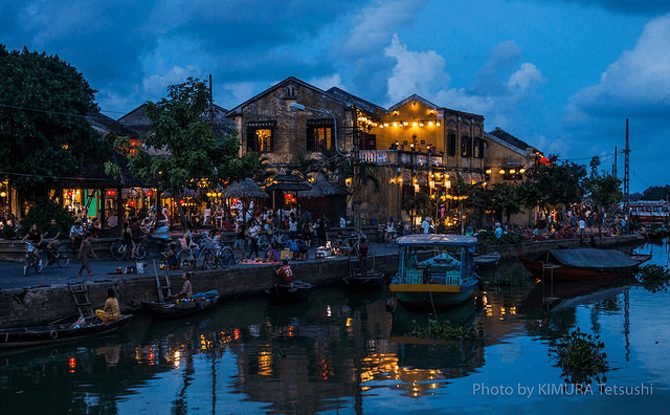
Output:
top-left (170, 272), bottom-right (193, 299)
top-left (296, 238), bottom-right (309, 260)
top-left (266, 244), bottom-right (280, 262)
top-left (96, 288), bottom-right (121, 323)
top-left (42, 219), bottom-right (61, 264)
top-left (275, 259), bottom-right (294, 283)
top-left (162, 243), bottom-right (179, 269)
top-left (70, 220), bottom-right (85, 247)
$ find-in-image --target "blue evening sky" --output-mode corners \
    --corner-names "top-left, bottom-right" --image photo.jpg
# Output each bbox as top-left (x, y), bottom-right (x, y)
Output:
top-left (1, 0), bottom-right (669, 192)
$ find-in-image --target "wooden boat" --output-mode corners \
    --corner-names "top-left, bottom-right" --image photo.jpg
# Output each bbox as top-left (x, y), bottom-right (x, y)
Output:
top-left (0, 315), bottom-right (133, 350)
top-left (474, 251), bottom-right (500, 271)
top-left (142, 291), bottom-right (219, 320)
top-left (389, 234), bottom-right (480, 307)
top-left (266, 280), bottom-right (312, 303)
top-left (343, 255), bottom-right (387, 290)
top-left (518, 248), bottom-right (651, 281)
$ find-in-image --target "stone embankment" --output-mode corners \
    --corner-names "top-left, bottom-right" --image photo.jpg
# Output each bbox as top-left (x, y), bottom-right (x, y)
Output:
top-left (0, 233), bottom-right (645, 328)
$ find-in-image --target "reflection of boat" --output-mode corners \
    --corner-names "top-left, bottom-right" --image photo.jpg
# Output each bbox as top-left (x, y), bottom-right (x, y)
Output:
top-left (390, 300), bottom-right (477, 339)
top-left (142, 291), bottom-right (219, 320)
top-left (474, 251), bottom-right (500, 271)
top-left (390, 235), bottom-right (479, 307)
top-left (519, 277), bottom-right (633, 311)
top-left (0, 315), bottom-right (133, 350)
top-left (518, 249), bottom-right (651, 281)
top-left (266, 280), bottom-right (312, 303)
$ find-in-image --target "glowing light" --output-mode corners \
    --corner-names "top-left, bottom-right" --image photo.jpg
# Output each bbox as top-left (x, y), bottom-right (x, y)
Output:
top-left (499, 169), bottom-right (505, 175)
top-left (485, 169), bottom-right (492, 175)
top-left (393, 122), bottom-right (398, 127)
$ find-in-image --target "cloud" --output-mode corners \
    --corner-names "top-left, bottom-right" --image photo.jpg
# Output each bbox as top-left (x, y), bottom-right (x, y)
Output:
top-left (537, 0), bottom-right (670, 15)
top-left (565, 14), bottom-right (670, 125)
top-left (508, 63), bottom-right (547, 92)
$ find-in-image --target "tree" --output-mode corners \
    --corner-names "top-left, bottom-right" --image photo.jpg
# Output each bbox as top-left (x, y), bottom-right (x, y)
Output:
top-left (522, 155), bottom-right (587, 213)
top-left (119, 77), bottom-right (256, 229)
top-left (485, 182), bottom-right (523, 226)
top-left (583, 156), bottom-right (622, 232)
top-left (0, 46), bottom-right (107, 201)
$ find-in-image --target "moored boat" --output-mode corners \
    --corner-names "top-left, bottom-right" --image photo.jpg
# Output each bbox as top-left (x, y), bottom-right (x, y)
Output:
top-left (518, 248), bottom-right (651, 281)
top-left (474, 251), bottom-right (501, 271)
top-left (142, 291), bottom-right (219, 320)
top-left (0, 315), bottom-right (133, 350)
top-left (266, 280), bottom-right (312, 303)
top-left (343, 255), bottom-right (387, 290)
top-left (389, 234), bottom-right (480, 307)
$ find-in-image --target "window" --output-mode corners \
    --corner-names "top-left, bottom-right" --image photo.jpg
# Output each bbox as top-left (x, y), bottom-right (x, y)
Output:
top-left (247, 128), bottom-right (274, 153)
top-left (447, 131), bottom-right (456, 156)
top-left (473, 137), bottom-right (484, 158)
top-left (306, 126), bottom-right (332, 152)
top-left (461, 134), bottom-right (471, 157)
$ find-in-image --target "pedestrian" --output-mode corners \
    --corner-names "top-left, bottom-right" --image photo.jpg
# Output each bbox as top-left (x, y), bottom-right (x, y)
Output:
top-left (234, 223), bottom-right (246, 259)
top-left (316, 218), bottom-right (327, 247)
top-left (248, 220), bottom-right (261, 259)
top-left (421, 217), bottom-right (431, 234)
top-left (358, 237), bottom-right (369, 278)
top-left (77, 231), bottom-right (97, 276)
top-left (288, 213), bottom-right (298, 240)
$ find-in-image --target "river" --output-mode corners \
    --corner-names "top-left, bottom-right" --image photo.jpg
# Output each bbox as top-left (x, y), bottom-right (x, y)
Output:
top-left (1, 241), bottom-right (669, 414)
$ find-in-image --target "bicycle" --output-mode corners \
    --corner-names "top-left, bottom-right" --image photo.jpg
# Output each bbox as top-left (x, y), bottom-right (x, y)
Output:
top-left (331, 234), bottom-right (371, 257)
top-left (43, 242), bottom-right (71, 267)
top-left (257, 232), bottom-right (289, 251)
top-left (382, 230), bottom-right (399, 248)
top-left (110, 239), bottom-right (147, 261)
top-left (23, 242), bottom-right (44, 276)
top-left (176, 237), bottom-right (219, 270)
top-left (217, 243), bottom-right (236, 268)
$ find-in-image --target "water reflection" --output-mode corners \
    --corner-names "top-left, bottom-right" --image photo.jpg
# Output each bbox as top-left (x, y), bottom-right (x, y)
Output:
top-left (2, 242), bottom-right (670, 414)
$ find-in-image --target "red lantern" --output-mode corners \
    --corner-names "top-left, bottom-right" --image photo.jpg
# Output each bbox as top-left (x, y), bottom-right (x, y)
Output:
top-left (180, 199), bottom-right (185, 204)
top-left (129, 201), bottom-right (136, 206)
top-left (105, 190), bottom-right (117, 197)
top-left (232, 198), bottom-right (239, 204)
top-left (145, 190), bottom-right (153, 196)
top-left (66, 191), bottom-right (73, 196)
top-left (290, 198), bottom-right (296, 203)
top-left (284, 193), bottom-right (293, 199)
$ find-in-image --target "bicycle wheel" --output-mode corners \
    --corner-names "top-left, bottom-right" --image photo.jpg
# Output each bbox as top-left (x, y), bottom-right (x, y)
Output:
top-left (277, 233), bottom-right (289, 247)
top-left (203, 250), bottom-right (218, 269)
top-left (331, 239), bottom-right (346, 255)
top-left (23, 257), bottom-right (30, 276)
top-left (257, 235), bottom-right (269, 251)
top-left (57, 246), bottom-right (70, 267)
top-left (134, 244), bottom-right (147, 260)
top-left (177, 249), bottom-right (195, 271)
top-left (110, 241), bottom-right (126, 260)
top-left (34, 254), bottom-right (44, 274)
top-left (218, 246), bottom-right (235, 267)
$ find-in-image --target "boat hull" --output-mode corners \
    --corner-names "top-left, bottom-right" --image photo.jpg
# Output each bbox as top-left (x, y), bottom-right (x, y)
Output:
top-left (343, 270), bottom-right (387, 290)
top-left (390, 278), bottom-right (478, 307)
top-left (0, 315), bottom-right (133, 350)
top-left (267, 281), bottom-right (312, 303)
top-left (518, 254), bottom-right (648, 281)
top-left (142, 295), bottom-right (219, 320)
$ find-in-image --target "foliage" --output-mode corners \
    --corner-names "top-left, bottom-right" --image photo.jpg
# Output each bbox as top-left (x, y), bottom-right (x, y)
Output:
top-left (0, 45), bottom-right (109, 200)
top-left (641, 185), bottom-right (670, 201)
top-left (583, 156), bottom-right (622, 211)
top-left (476, 229), bottom-right (527, 252)
top-left (522, 155), bottom-right (587, 212)
top-left (122, 77), bottom-right (256, 199)
top-left (551, 328), bottom-right (609, 384)
top-left (411, 319), bottom-right (477, 342)
top-left (636, 264), bottom-right (670, 293)
top-left (485, 182), bottom-right (522, 225)
top-left (403, 191), bottom-right (432, 223)
top-left (20, 199), bottom-right (74, 237)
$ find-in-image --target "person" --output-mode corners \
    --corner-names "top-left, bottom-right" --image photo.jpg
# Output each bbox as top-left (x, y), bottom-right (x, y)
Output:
top-left (222, 216), bottom-right (234, 232)
top-left (77, 231), bottom-right (97, 276)
top-left (578, 217), bottom-right (586, 236)
top-left (130, 218), bottom-right (144, 259)
top-left (303, 219), bottom-right (313, 248)
top-left (385, 219), bottom-right (397, 242)
top-left (121, 221), bottom-right (135, 258)
top-left (2, 220), bottom-right (16, 239)
top-left (315, 218), bottom-right (327, 247)
top-left (88, 217), bottom-right (101, 237)
top-left (163, 242), bottom-right (179, 269)
top-left (358, 237), bottom-right (369, 278)
top-left (69, 220), bottom-right (85, 246)
top-left (42, 219), bottom-right (61, 264)
top-left (266, 244), bottom-right (280, 262)
top-left (22, 223), bottom-right (43, 265)
top-left (248, 220), bottom-right (261, 258)
top-left (96, 288), bottom-right (121, 323)
top-left (288, 213), bottom-right (298, 240)
top-left (275, 259), bottom-right (294, 283)
top-left (421, 217), bottom-right (431, 234)
top-left (234, 223), bottom-right (246, 259)
top-left (171, 272), bottom-right (193, 299)
top-left (339, 215), bottom-right (346, 228)
top-left (296, 238), bottom-right (309, 260)
top-left (494, 223), bottom-right (503, 238)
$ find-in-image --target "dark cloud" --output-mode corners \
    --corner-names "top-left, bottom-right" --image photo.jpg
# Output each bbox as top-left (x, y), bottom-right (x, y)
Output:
top-left (535, 0), bottom-right (670, 14)
top-left (471, 41), bottom-right (523, 96)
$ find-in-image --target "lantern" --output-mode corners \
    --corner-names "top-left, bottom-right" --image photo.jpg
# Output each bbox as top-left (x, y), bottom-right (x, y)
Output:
top-left (145, 190), bottom-right (153, 196)
top-left (105, 190), bottom-right (117, 197)
top-left (67, 191), bottom-right (73, 196)
top-left (284, 193), bottom-right (293, 199)
top-left (129, 201), bottom-right (136, 206)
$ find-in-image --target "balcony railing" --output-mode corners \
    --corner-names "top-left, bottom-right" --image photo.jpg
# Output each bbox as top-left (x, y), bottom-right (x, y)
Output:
top-left (360, 150), bottom-right (444, 167)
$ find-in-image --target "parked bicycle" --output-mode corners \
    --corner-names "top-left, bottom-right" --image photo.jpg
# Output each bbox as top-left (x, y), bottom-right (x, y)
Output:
top-left (176, 236), bottom-right (219, 270)
top-left (217, 242), bottom-right (236, 268)
top-left (257, 232), bottom-right (289, 251)
top-left (331, 234), bottom-right (371, 256)
top-left (23, 242), bottom-right (44, 276)
top-left (110, 239), bottom-right (147, 261)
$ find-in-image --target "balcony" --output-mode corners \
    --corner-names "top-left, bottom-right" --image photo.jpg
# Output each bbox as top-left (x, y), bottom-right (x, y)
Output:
top-left (360, 150), bottom-right (444, 168)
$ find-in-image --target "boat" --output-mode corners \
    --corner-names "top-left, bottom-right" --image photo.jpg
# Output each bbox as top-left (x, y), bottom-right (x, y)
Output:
top-left (342, 255), bottom-right (387, 290)
top-left (629, 200), bottom-right (670, 224)
top-left (142, 291), bottom-right (219, 320)
top-left (474, 251), bottom-right (500, 271)
top-left (389, 234), bottom-right (480, 307)
top-left (266, 280), bottom-right (312, 303)
top-left (0, 315), bottom-right (133, 350)
top-left (518, 248), bottom-right (651, 281)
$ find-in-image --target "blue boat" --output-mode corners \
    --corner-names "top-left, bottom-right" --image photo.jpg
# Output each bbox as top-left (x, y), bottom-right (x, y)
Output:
top-left (390, 234), bottom-right (480, 307)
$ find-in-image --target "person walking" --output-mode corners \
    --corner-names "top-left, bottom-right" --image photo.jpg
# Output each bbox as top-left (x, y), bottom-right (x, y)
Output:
top-left (77, 232), bottom-right (97, 276)
top-left (248, 220), bottom-right (261, 259)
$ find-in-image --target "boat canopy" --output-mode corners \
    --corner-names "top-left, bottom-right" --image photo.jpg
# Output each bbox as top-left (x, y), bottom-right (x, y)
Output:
top-left (397, 234), bottom-right (477, 252)
top-left (547, 249), bottom-right (639, 269)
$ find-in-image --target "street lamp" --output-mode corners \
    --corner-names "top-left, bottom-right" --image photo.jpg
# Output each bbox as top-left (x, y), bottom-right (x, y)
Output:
top-left (289, 102), bottom-right (343, 157)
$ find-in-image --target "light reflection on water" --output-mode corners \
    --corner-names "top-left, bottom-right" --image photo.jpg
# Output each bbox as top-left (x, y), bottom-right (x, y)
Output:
top-left (1, 241), bottom-right (670, 414)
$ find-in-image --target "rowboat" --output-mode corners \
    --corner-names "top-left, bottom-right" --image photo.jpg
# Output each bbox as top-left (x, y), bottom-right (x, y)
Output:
top-left (389, 234), bottom-right (480, 307)
top-left (142, 291), bottom-right (219, 320)
top-left (266, 280), bottom-right (312, 303)
top-left (0, 315), bottom-right (133, 350)
top-left (518, 248), bottom-right (651, 281)
top-left (343, 256), bottom-right (387, 290)
top-left (474, 251), bottom-right (501, 271)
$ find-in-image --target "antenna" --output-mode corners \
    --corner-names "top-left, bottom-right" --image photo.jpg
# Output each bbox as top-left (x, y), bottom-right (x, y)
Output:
top-left (622, 119), bottom-right (630, 212)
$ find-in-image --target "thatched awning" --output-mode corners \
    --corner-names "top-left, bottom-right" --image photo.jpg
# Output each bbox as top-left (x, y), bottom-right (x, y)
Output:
top-left (221, 178), bottom-right (269, 199)
top-left (298, 173), bottom-right (348, 197)
top-left (265, 174), bottom-right (313, 192)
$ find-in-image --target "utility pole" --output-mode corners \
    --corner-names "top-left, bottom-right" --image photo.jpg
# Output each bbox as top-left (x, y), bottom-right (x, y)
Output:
top-left (613, 146), bottom-right (618, 177)
top-left (623, 119), bottom-right (630, 213)
top-left (352, 106), bottom-right (362, 236)
top-left (209, 74), bottom-right (214, 125)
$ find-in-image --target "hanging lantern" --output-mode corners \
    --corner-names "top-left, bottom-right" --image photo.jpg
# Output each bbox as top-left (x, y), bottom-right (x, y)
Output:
top-left (232, 198), bottom-right (238, 204)
top-left (290, 198), bottom-right (296, 203)
top-left (129, 201), bottom-right (136, 206)
top-left (284, 193), bottom-right (293, 199)
top-left (145, 190), bottom-right (153, 196)
top-left (105, 190), bottom-right (117, 197)
top-left (67, 191), bottom-right (73, 196)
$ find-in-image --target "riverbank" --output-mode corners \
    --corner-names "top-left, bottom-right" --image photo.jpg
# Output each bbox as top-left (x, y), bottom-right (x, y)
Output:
top-left (0, 233), bottom-right (645, 328)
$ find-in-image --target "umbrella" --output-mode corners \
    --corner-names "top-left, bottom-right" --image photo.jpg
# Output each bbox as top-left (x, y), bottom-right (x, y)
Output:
top-left (221, 178), bottom-right (269, 199)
